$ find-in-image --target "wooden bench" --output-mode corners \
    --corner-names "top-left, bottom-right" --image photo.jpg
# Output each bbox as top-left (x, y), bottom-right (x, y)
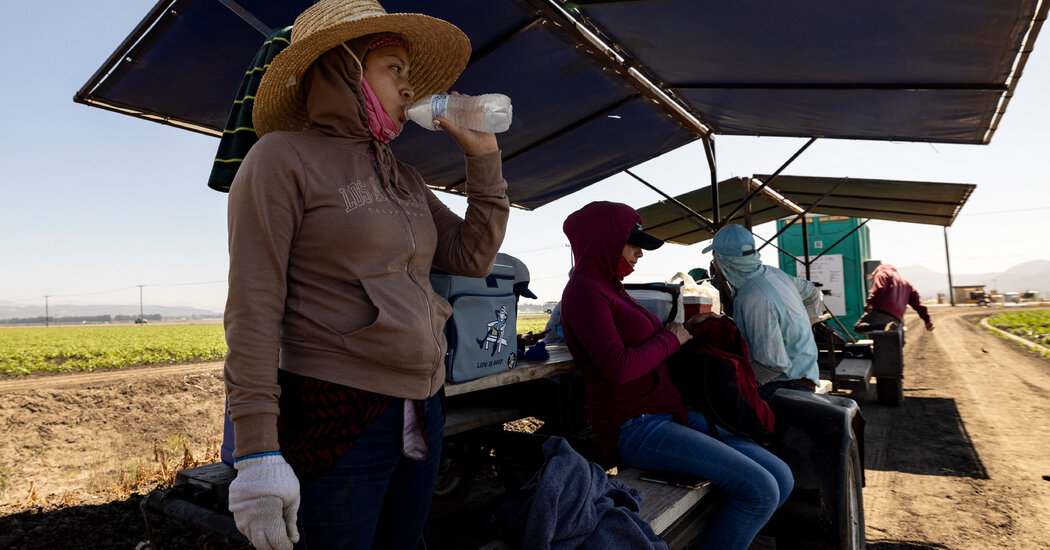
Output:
top-left (157, 347), bottom-right (739, 549)
top-left (616, 467), bottom-right (719, 548)
top-left (443, 345), bottom-right (576, 436)
top-left (444, 345), bottom-right (575, 397)
top-left (450, 347), bottom-right (725, 549)
top-left (477, 467), bottom-right (718, 550)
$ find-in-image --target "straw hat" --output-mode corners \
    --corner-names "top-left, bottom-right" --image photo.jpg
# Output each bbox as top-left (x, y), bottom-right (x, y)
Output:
top-left (253, 0), bottom-right (470, 136)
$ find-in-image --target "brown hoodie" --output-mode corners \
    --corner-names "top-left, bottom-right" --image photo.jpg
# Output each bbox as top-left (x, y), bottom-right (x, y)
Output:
top-left (224, 44), bottom-right (510, 457)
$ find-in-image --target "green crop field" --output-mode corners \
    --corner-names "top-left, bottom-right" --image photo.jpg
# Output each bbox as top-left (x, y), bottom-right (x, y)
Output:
top-left (517, 315), bottom-right (550, 335)
top-left (1, 315), bottom-right (554, 377)
top-left (0, 325), bottom-right (227, 377)
top-left (987, 310), bottom-right (1050, 347)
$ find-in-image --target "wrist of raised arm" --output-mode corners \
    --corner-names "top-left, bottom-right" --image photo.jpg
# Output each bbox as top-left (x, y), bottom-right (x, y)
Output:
top-left (463, 151), bottom-right (508, 198)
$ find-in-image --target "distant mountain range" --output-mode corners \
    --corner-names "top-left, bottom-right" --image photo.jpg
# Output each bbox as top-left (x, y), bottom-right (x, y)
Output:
top-left (0, 301), bottom-right (222, 321)
top-left (2, 260), bottom-right (1045, 320)
top-left (897, 260), bottom-right (1050, 300)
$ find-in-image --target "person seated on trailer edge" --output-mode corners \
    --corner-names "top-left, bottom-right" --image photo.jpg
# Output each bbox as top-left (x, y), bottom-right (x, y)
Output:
top-left (705, 224), bottom-right (823, 403)
top-left (560, 201), bottom-right (792, 550)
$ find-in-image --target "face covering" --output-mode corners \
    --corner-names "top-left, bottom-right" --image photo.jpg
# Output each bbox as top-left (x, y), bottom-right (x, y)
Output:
top-left (615, 256), bottom-right (635, 280)
top-left (360, 76), bottom-right (401, 143)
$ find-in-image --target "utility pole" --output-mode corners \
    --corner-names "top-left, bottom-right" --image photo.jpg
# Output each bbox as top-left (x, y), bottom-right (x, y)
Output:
top-left (944, 227), bottom-right (955, 306)
top-left (138, 285), bottom-right (145, 323)
top-left (44, 295), bottom-right (50, 328)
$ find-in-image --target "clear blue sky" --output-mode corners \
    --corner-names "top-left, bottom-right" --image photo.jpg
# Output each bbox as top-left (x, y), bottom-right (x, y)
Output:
top-left (2, 1), bottom-right (1049, 312)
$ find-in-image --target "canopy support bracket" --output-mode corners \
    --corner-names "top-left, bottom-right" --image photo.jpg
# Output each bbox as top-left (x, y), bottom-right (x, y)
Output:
top-left (217, 0), bottom-right (273, 36)
top-left (756, 177), bottom-right (848, 256)
top-left (722, 137), bottom-right (816, 225)
top-left (626, 169), bottom-right (716, 232)
top-left (527, 0), bottom-right (715, 137)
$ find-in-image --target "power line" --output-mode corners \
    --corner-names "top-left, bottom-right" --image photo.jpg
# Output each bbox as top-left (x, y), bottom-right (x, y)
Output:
top-left (505, 244), bottom-right (569, 255)
top-left (147, 280), bottom-right (227, 287)
top-left (14, 285), bottom-right (137, 301)
top-left (959, 205), bottom-right (1050, 217)
top-left (3, 279), bottom-right (227, 304)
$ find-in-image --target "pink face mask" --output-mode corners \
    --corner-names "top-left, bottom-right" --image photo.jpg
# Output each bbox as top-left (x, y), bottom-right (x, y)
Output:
top-left (361, 76), bottom-right (401, 143)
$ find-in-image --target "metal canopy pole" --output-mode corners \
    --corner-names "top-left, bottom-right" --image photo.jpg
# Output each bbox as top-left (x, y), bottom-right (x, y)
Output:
top-left (624, 170), bottom-right (716, 231)
top-left (721, 137), bottom-right (817, 225)
top-left (74, 0), bottom-right (181, 104)
top-left (217, 0), bottom-right (273, 35)
top-left (945, 227), bottom-right (956, 306)
top-left (702, 136), bottom-right (719, 226)
top-left (756, 177), bottom-right (849, 254)
top-left (530, 0), bottom-right (714, 137)
top-left (811, 218), bottom-right (871, 263)
top-left (802, 216), bottom-right (811, 280)
top-left (741, 178), bottom-right (754, 230)
top-left (768, 241), bottom-right (805, 266)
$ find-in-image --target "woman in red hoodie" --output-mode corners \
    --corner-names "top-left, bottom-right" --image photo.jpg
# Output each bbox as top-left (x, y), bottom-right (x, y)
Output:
top-left (560, 201), bottom-right (792, 550)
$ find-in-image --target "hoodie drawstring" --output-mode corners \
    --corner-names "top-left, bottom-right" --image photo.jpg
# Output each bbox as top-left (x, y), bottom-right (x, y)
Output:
top-left (370, 140), bottom-right (412, 200)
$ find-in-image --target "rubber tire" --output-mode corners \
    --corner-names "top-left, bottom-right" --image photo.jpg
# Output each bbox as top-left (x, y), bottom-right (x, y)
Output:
top-left (430, 439), bottom-right (480, 517)
top-left (785, 439), bottom-right (866, 550)
top-left (876, 377), bottom-right (903, 406)
top-left (841, 440), bottom-right (866, 550)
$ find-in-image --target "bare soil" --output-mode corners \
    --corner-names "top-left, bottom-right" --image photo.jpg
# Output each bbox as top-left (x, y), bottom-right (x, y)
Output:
top-left (1, 306), bottom-right (1049, 549)
top-left (861, 306), bottom-right (1050, 549)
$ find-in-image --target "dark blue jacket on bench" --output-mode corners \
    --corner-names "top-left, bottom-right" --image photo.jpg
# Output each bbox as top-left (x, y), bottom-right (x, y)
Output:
top-left (494, 436), bottom-right (668, 549)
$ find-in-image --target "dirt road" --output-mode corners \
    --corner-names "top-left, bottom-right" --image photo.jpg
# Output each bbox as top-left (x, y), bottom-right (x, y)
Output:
top-left (861, 306), bottom-right (1050, 549)
top-left (0, 307), bottom-right (1048, 549)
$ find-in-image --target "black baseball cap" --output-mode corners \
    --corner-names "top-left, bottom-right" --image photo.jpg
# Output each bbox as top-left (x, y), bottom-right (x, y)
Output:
top-left (627, 223), bottom-right (664, 250)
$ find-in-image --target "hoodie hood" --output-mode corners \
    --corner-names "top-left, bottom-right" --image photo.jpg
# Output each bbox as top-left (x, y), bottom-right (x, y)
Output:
top-left (564, 201), bottom-right (640, 282)
top-left (714, 250), bottom-right (764, 293)
top-left (871, 264), bottom-right (899, 284)
top-left (301, 37), bottom-right (410, 197)
top-left (302, 40), bottom-right (372, 141)
top-left (870, 264), bottom-right (907, 293)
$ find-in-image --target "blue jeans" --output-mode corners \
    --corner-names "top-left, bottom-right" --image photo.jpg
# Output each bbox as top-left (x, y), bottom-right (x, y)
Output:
top-left (617, 411), bottom-right (793, 550)
top-left (295, 393), bottom-right (444, 550)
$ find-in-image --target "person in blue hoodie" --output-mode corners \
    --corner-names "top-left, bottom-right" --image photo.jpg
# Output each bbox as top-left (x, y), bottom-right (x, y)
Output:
top-left (705, 225), bottom-right (824, 402)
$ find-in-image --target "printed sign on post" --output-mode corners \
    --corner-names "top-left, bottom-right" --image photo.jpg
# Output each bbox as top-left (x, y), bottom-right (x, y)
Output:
top-left (797, 254), bottom-right (846, 316)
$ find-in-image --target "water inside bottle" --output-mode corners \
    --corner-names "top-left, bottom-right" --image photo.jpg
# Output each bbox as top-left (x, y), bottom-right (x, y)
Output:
top-left (406, 93), bottom-right (512, 133)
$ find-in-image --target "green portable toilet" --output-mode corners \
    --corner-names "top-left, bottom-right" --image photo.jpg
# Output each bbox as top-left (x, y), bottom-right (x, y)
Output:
top-left (776, 216), bottom-right (871, 340)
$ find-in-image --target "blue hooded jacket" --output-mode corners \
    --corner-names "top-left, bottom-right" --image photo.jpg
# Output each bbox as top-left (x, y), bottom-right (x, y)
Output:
top-left (712, 228), bottom-right (822, 385)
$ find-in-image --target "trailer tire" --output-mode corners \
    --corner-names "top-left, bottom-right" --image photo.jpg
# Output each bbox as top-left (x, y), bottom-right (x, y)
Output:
top-left (876, 377), bottom-right (903, 405)
top-left (430, 438), bottom-right (480, 516)
top-left (841, 439), bottom-right (866, 550)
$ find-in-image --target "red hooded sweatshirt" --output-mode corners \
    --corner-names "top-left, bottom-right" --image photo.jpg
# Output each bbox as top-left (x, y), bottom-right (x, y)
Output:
top-left (561, 201), bottom-right (686, 463)
top-left (867, 264), bottom-right (930, 324)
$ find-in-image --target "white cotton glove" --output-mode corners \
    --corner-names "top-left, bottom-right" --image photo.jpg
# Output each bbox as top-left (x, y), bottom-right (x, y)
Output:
top-left (229, 453), bottom-right (301, 550)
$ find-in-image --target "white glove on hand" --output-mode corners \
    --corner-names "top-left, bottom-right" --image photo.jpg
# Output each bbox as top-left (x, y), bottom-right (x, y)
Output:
top-left (229, 453), bottom-right (300, 550)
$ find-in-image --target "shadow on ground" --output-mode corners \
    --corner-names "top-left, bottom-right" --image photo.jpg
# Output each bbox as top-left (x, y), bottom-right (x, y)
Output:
top-left (0, 494), bottom-right (215, 550)
top-left (863, 395), bottom-right (988, 479)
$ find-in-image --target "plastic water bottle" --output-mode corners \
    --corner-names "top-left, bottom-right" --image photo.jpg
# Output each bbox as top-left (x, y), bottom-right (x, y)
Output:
top-left (406, 93), bottom-right (513, 133)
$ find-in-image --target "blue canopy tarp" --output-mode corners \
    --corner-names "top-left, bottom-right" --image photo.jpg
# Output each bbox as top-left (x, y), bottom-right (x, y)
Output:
top-left (76, 0), bottom-right (1047, 209)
